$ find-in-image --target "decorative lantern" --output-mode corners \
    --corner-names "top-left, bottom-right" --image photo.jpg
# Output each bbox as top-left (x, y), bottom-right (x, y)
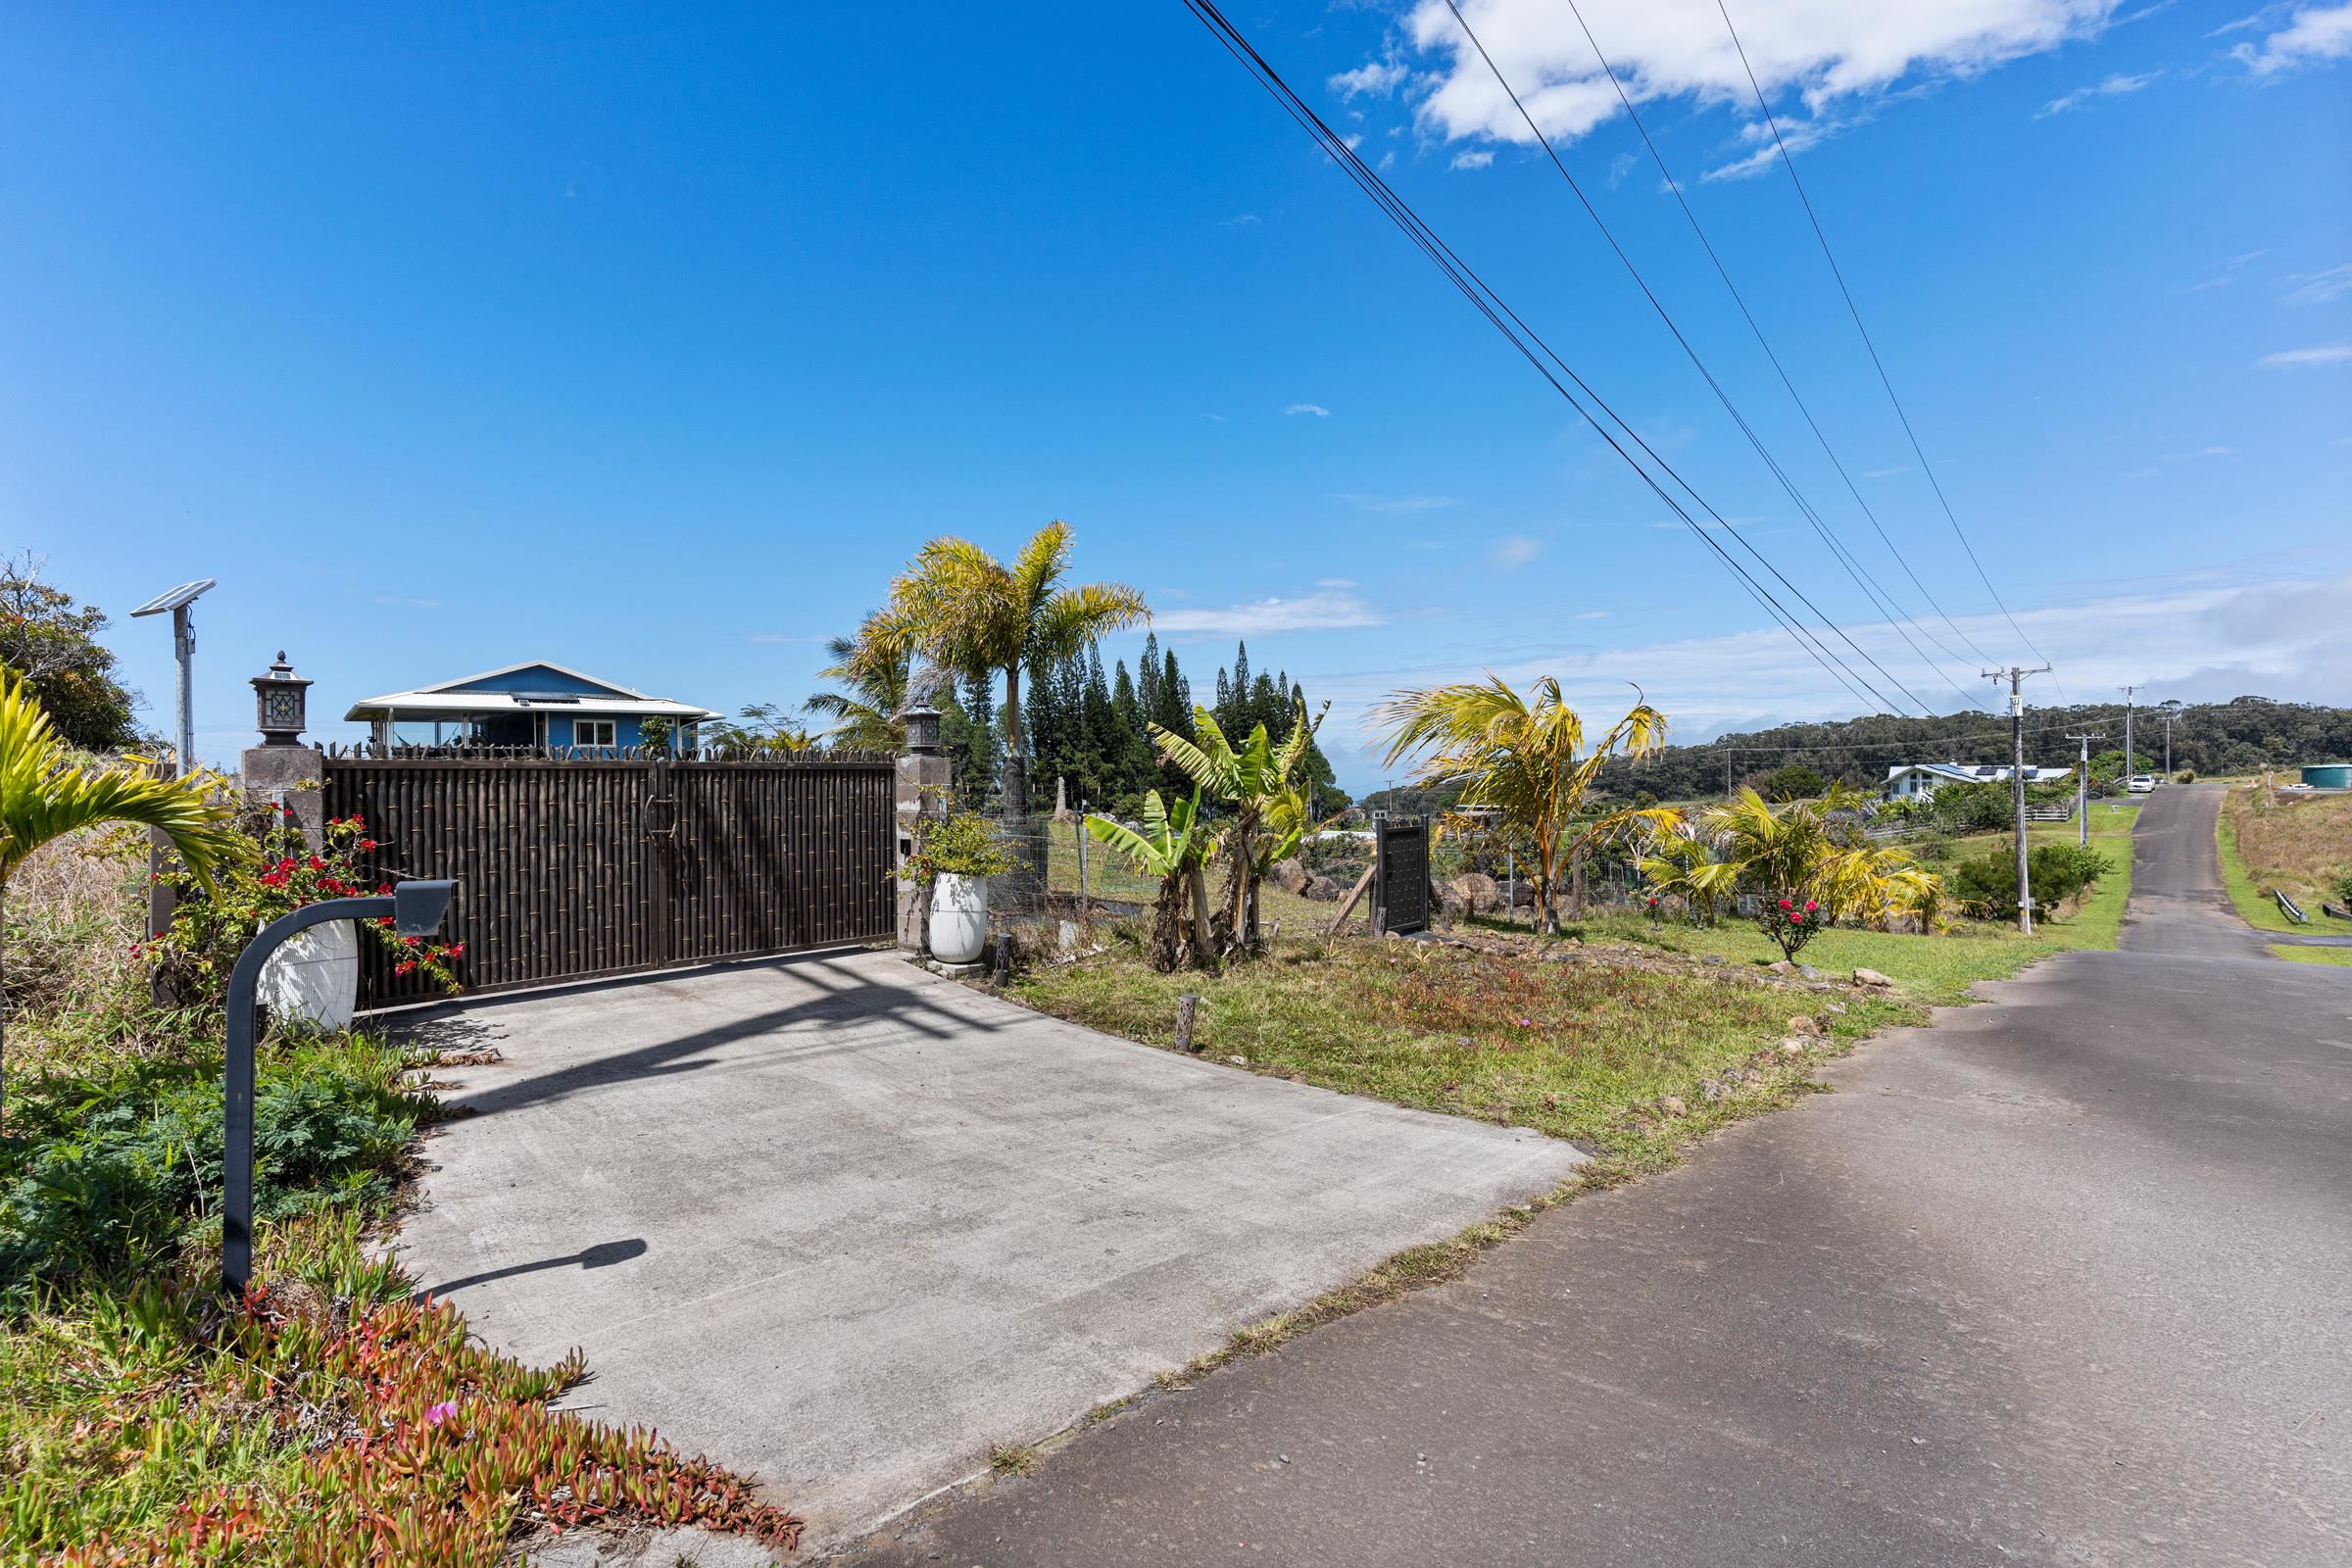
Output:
top-left (252, 651), bottom-right (312, 747)
top-left (900, 704), bottom-right (944, 755)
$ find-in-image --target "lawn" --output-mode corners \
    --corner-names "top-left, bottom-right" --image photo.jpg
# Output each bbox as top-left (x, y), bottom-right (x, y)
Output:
top-left (2218, 786), bottom-right (2352, 935)
top-left (2271, 943), bottom-right (2352, 966)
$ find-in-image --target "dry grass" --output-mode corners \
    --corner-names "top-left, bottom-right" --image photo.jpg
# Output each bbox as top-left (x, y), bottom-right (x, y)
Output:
top-left (2, 826), bottom-right (153, 1070)
top-left (2220, 786), bottom-right (2352, 932)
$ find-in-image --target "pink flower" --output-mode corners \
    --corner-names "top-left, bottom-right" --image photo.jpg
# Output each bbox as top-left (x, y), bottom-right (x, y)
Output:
top-left (1803, 900), bottom-right (1817, 913)
top-left (424, 1400), bottom-right (458, 1425)
top-left (1778, 898), bottom-right (1792, 910)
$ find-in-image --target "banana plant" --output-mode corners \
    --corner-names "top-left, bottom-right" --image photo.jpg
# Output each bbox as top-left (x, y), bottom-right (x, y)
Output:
top-left (1150, 701), bottom-right (1322, 956)
top-left (1086, 786), bottom-right (1215, 971)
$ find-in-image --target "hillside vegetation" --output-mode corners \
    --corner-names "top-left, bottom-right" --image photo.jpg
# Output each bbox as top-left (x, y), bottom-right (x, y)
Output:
top-left (1590, 695), bottom-right (2352, 803)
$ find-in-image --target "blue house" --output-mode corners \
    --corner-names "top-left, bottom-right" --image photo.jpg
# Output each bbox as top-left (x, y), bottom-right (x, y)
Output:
top-left (344, 662), bottom-right (720, 752)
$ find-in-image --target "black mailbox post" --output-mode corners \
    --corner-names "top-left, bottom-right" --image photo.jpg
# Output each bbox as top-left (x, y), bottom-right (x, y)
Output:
top-left (221, 879), bottom-right (456, 1295)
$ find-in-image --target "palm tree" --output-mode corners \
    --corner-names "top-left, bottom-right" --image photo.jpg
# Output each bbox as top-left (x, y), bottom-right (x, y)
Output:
top-left (875, 521), bottom-right (1147, 824)
top-left (1373, 676), bottom-right (1667, 935)
top-left (805, 612), bottom-right (951, 752)
top-left (0, 674), bottom-right (237, 1115)
top-left (1690, 784), bottom-right (1941, 944)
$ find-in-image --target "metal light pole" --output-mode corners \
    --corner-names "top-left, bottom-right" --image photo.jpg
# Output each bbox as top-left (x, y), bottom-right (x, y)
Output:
top-left (128, 579), bottom-right (217, 776)
top-left (2067, 731), bottom-right (2102, 848)
top-left (2119, 685), bottom-right (2138, 782)
top-left (2160, 700), bottom-right (2181, 778)
top-left (221, 880), bottom-right (455, 1295)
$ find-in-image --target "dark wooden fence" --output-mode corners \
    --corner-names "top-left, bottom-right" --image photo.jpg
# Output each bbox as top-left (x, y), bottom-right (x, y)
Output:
top-left (321, 749), bottom-right (897, 1005)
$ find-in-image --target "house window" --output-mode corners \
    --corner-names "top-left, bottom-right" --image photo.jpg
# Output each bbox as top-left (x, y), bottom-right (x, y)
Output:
top-left (573, 718), bottom-right (616, 749)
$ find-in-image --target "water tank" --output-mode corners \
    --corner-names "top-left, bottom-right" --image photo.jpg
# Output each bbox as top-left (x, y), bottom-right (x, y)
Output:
top-left (2303, 763), bottom-right (2352, 788)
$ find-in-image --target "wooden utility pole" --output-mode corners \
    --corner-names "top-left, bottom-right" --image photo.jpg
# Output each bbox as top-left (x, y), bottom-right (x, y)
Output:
top-left (1985, 664), bottom-right (2052, 933)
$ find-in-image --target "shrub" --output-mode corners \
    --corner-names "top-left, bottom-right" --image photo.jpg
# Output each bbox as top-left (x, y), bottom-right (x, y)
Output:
top-left (1947, 843), bottom-right (2111, 920)
top-left (1752, 892), bottom-right (1827, 960)
top-left (2176, 769), bottom-right (2196, 784)
top-left (904, 810), bottom-right (1013, 882)
top-left (0, 1034), bottom-right (427, 1305)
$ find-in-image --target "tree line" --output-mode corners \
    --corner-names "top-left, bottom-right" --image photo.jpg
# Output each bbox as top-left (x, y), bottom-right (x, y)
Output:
top-left (1588, 697), bottom-right (2352, 803)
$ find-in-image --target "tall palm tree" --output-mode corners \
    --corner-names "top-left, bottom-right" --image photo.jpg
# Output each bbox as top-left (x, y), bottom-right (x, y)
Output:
top-left (874, 521), bottom-right (1147, 823)
top-left (1373, 675), bottom-right (1667, 935)
top-left (804, 612), bottom-right (950, 752)
top-left (0, 674), bottom-right (237, 1114)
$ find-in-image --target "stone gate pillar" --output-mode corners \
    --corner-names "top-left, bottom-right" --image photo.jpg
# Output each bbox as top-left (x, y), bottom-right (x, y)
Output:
top-left (896, 705), bottom-right (951, 952)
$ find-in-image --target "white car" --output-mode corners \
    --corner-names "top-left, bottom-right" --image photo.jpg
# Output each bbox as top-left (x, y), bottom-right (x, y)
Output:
top-left (2128, 774), bottom-right (2157, 794)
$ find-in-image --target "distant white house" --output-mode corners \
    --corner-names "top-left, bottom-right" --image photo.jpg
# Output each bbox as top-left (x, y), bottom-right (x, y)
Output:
top-left (1884, 761), bottom-right (2073, 801)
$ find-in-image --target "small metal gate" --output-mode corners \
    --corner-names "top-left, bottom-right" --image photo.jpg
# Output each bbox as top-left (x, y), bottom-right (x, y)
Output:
top-left (1369, 812), bottom-right (1431, 937)
top-left (321, 749), bottom-right (897, 1005)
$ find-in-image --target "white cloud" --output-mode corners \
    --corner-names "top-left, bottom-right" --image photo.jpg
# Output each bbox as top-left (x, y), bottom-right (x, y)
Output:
top-left (1283, 402), bottom-right (1332, 416)
top-left (1862, 465), bottom-right (1912, 478)
top-left (2179, 249), bottom-right (2268, 292)
top-left (1387, 0), bottom-right (2123, 172)
top-left (1489, 533), bottom-right (1544, 568)
top-left (1330, 59), bottom-right (1408, 100)
top-left (2035, 69), bottom-right (2163, 116)
top-left (1572, 610), bottom-right (1611, 620)
top-left (2229, 3), bottom-right (2352, 73)
top-left (2258, 342), bottom-right (2352, 367)
top-left (2284, 262), bottom-right (2352, 305)
top-left (1153, 587), bottom-right (1386, 636)
top-left (1218, 213), bottom-right (1262, 227)
top-left (1450, 148), bottom-right (1496, 170)
top-left (1606, 149), bottom-right (1641, 187)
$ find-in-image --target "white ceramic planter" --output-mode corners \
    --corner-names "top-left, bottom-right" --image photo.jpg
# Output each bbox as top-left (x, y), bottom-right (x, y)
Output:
top-left (257, 919), bottom-right (361, 1033)
top-left (927, 872), bottom-right (989, 964)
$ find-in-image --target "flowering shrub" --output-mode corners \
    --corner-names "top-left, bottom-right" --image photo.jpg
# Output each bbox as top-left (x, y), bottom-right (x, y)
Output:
top-left (1755, 892), bottom-right (1827, 961)
top-left (143, 799), bottom-right (463, 1012)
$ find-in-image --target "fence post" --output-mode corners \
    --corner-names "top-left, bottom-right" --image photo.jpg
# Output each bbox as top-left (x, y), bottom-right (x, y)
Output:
top-left (896, 706), bottom-right (950, 953)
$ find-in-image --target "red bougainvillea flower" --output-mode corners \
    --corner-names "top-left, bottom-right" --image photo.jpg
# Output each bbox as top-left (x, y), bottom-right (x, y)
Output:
top-left (394, 960), bottom-right (416, 976)
top-left (446, 943), bottom-right (466, 957)
top-left (360, 837), bottom-right (377, 851)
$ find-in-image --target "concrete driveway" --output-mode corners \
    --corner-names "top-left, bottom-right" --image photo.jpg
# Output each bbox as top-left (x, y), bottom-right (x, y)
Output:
top-left (392, 948), bottom-right (1581, 1548)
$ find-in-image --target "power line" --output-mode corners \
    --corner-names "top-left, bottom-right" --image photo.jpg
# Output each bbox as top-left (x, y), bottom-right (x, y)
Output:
top-left (1436, 0), bottom-right (1977, 719)
top-left (1713, 0), bottom-right (2063, 701)
top-left (1175, 0), bottom-right (1916, 720)
top-left (1541, 0), bottom-right (2003, 686)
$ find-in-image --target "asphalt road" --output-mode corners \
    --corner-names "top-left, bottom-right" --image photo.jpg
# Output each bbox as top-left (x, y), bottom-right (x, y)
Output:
top-left (852, 785), bottom-right (2350, 1567)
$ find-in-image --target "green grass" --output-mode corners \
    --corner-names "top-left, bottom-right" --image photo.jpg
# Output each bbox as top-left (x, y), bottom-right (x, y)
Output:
top-left (2271, 944), bottom-right (2352, 966)
top-left (2219, 808), bottom-right (2307, 934)
top-left (2218, 788), bottom-right (2352, 936)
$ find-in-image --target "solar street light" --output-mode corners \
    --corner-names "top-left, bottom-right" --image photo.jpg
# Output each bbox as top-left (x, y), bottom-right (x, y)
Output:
top-left (129, 578), bottom-right (217, 775)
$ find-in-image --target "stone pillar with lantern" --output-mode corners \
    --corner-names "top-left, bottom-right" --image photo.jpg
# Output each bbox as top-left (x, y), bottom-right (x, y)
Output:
top-left (895, 704), bottom-right (951, 952)
top-left (241, 651), bottom-right (325, 851)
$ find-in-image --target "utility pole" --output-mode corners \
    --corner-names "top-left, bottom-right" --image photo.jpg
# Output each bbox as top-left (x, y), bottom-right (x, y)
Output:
top-left (1986, 665), bottom-right (2052, 933)
top-left (2067, 731), bottom-right (2102, 848)
top-left (2119, 685), bottom-right (2139, 783)
top-left (2160, 700), bottom-right (2181, 778)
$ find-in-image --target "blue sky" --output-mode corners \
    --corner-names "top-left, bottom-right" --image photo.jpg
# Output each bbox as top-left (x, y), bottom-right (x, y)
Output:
top-left (4, 1), bottom-right (2346, 792)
